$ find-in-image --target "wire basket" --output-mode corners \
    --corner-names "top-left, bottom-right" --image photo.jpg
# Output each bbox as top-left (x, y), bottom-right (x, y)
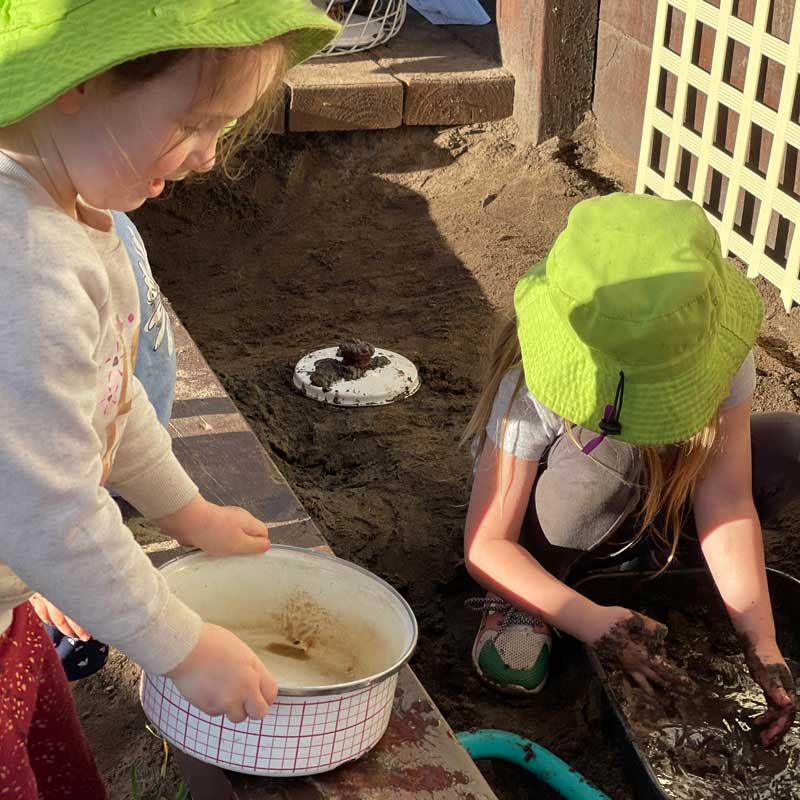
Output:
top-left (312, 0), bottom-right (407, 56)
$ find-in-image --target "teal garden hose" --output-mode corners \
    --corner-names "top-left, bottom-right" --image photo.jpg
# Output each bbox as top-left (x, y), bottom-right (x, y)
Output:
top-left (457, 730), bottom-right (611, 800)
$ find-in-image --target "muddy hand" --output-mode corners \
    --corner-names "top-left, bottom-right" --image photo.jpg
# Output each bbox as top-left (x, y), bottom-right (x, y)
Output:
top-left (590, 608), bottom-right (689, 694)
top-left (744, 645), bottom-right (796, 747)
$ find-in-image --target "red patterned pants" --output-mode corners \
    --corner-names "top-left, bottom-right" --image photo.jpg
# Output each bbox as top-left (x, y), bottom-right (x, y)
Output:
top-left (0, 602), bottom-right (107, 799)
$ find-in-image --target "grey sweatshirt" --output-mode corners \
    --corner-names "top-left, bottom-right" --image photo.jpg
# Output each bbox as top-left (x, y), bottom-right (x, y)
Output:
top-left (0, 152), bottom-right (203, 675)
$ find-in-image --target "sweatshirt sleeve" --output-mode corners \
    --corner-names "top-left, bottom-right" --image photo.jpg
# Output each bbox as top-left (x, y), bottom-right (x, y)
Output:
top-left (0, 203), bottom-right (202, 675)
top-left (107, 373), bottom-right (198, 520)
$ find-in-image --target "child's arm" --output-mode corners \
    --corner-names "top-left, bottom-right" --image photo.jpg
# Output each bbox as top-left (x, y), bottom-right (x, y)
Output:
top-left (0, 201), bottom-right (277, 720)
top-left (106, 374), bottom-right (269, 555)
top-left (694, 398), bottom-right (795, 745)
top-left (466, 441), bottom-right (640, 644)
top-left (466, 441), bottom-right (684, 692)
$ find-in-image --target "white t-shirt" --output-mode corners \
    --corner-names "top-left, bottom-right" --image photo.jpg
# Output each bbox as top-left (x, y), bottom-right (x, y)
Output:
top-left (486, 351), bottom-right (756, 462)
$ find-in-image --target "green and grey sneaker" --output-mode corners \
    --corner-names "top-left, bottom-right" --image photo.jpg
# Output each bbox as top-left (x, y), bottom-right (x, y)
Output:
top-left (466, 596), bottom-right (551, 694)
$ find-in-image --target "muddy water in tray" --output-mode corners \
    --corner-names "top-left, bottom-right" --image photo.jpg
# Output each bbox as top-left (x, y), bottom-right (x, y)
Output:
top-left (609, 602), bottom-right (800, 799)
top-left (228, 590), bottom-right (378, 687)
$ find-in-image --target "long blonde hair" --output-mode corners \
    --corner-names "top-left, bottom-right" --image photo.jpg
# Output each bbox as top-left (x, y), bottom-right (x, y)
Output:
top-left (463, 313), bottom-right (525, 458)
top-left (464, 313), bottom-right (721, 569)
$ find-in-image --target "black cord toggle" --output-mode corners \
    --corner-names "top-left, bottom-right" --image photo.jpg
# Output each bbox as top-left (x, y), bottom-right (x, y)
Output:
top-left (598, 371), bottom-right (625, 435)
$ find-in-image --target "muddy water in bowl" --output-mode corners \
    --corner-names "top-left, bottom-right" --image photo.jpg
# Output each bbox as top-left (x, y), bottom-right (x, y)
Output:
top-left (154, 546), bottom-right (416, 692)
top-left (227, 589), bottom-right (382, 687)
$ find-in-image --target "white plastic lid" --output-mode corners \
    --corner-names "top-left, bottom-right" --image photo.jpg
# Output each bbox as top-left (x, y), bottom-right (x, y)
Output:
top-left (293, 346), bottom-right (420, 407)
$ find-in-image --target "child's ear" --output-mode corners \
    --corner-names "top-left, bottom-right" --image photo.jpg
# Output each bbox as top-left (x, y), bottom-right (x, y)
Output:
top-left (54, 83), bottom-right (87, 115)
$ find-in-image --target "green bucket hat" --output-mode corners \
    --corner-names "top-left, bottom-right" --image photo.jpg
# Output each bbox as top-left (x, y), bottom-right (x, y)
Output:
top-left (514, 193), bottom-right (763, 446)
top-left (0, 1), bottom-right (340, 127)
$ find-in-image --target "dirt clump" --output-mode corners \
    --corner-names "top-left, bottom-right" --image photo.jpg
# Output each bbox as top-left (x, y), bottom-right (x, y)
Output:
top-left (309, 338), bottom-right (390, 391)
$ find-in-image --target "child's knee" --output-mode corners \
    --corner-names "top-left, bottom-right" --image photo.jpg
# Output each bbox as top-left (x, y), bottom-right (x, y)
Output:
top-left (751, 412), bottom-right (800, 522)
top-left (752, 412), bottom-right (800, 464)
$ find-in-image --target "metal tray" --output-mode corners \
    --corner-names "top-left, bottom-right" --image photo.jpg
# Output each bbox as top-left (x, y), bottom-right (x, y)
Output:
top-left (574, 567), bottom-right (800, 800)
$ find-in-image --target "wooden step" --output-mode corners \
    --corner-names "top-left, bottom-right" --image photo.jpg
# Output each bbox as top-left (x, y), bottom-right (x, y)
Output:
top-left (283, 9), bottom-right (514, 132)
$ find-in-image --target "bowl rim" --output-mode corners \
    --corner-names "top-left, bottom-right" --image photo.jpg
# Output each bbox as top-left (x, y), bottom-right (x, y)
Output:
top-left (155, 544), bottom-right (419, 697)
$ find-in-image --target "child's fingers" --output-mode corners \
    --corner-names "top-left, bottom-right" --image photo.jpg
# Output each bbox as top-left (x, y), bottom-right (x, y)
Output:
top-left (242, 516), bottom-right (269, 540)
top-left (55, 619), bottom-right (77, 639)
top-left (49, 607), bottom-right (89, 641)
top-left (244, 691), bottom-right (271, 721)
top-left (754, 685), bottom-right (796, 746)
top-left (630, 670), bottom-right (655, 694)
top-left (63, 615), bottom-right (91, 642)
top-left (225, 704), bottom-right (248, 725)
top-left (767, 686), bottom-right (794, 708)
top-left (29, 594), bottom-right (55, 627)
top-left (756, 706), bottom-right (795, 747)
top-left (652, 656), bottom-right (692, 691)
top-left (639, 664), bottom-right (667, 690)
top-left (260, 670), bottom-right (279, 706)
top-left (230, 529), bottom-right (271, 555)
top-left (30, 595), bottom-right (91, 641)
top-left (754, 707), bottom-right (782, 728)
top-left (241, 515), bottom-right (270, 552)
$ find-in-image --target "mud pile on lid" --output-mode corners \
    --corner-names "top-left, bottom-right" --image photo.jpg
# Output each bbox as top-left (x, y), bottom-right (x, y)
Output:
top-left (309, 338), bottom-right (390, 391)
top-left (605, 599), bottom-right (799, 800)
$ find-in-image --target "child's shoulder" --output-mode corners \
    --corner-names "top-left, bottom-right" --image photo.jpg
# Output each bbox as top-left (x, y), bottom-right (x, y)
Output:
top-left (1, 175), bottom-right (104, 267)
top-left (1, 173), bottom-right (73, 238)
top-left (0, 175), bottom-right (111, 316)
top-left (496, 368), bottom-right (539, 404)
top-left (495, 368), bottom-right (560, 423)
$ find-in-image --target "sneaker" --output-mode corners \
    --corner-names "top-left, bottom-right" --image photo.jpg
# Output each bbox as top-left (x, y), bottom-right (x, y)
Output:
top-left (466, 595), bottom-right (551, 694)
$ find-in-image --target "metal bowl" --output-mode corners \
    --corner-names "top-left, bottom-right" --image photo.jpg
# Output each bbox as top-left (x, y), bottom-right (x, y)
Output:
top-left (140, 545), bottom-right (417, 776)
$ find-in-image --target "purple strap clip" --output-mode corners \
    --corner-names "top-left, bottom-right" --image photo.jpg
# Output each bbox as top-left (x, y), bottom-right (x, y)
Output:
top-left (582, 404), bottom-right (615, 454)
top-left (582, 372), bottom-right (625, 455)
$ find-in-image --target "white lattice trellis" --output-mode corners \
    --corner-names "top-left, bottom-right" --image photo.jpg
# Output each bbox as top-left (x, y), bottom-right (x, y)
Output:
top-left (635, 0), bottom-right (800, 310)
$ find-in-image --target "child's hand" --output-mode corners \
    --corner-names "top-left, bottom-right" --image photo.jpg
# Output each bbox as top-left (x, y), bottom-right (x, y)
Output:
top-left (166, 623), bottom-right (278, 722)
top-left (156, 494), bottom-right (270, 557)
top-left (588, 606), bottom-right (689, 694)
top-left (29, 593), bottom-right (91, 641)
top-left (743, 638), bottom-right (796, 747)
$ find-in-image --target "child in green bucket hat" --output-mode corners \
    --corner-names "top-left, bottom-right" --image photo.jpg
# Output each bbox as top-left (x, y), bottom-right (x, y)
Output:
top-left (463, 193), bottom-right (797, 747)
top-left (0, 2), bottom-right (338, 796)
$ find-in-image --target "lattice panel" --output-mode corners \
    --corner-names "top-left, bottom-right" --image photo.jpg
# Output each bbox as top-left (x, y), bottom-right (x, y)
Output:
top-left (635, 0), bottom-right (800, 310)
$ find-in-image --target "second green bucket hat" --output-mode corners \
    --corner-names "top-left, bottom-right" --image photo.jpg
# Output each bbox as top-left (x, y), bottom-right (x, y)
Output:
top-left (0, 0), bottom-right (340, 127)
top-left (514, 193), bottom-right (763, 446)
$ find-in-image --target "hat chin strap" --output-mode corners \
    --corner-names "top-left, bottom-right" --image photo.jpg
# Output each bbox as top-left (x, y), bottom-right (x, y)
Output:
top-left (582, 372), bottom-right (625, 455)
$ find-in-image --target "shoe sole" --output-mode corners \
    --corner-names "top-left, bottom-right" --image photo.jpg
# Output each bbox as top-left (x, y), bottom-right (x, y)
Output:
top-left (475, 669), bottom-right (549, 696)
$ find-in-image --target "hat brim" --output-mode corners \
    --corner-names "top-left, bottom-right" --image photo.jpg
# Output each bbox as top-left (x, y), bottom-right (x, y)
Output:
top-left (1, 1), bottom-right (340, 126)
top-left (515, 257), bottom-right (763, 445)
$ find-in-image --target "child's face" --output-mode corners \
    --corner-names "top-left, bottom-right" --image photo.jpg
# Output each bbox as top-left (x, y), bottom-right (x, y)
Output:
top-left (54, 52), bottom-right (268, 212)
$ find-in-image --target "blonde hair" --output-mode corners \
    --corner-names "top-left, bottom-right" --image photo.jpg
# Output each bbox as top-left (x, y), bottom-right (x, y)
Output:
top-left (634, 415), bottom-right (720, 570)
top-left (462, 313), bottom-right (524, 458)
top-left (107, 36), bottom-right (294, 178)
top-left (464, 313), bottom-right (722, 570)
